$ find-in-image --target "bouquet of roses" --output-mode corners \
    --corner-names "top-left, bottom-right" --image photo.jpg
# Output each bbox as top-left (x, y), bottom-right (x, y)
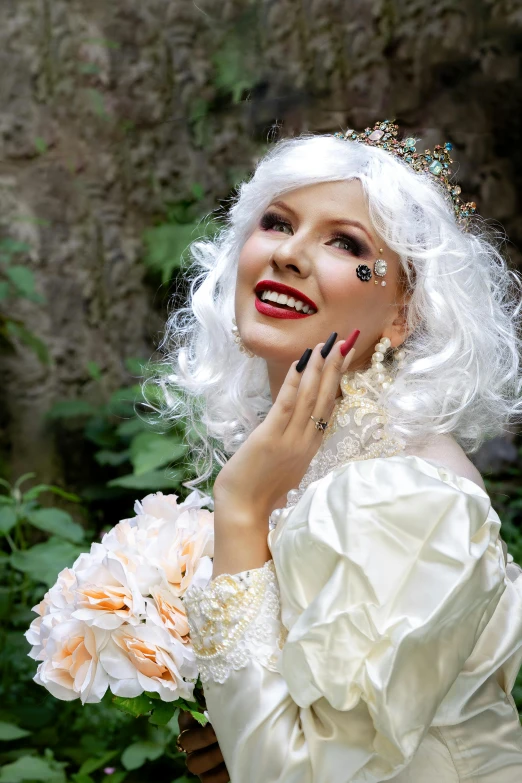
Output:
top-left (25, 489), bottom-right (214, 724)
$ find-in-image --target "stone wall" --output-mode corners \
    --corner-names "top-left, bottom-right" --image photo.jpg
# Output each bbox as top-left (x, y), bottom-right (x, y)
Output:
top-left (1, 0), bottom-right (521, 483)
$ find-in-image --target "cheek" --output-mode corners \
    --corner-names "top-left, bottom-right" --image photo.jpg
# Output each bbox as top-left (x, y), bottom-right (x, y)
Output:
top-left (318, 265), bottom-right (390, 323)
top-left (237, 235), bottom-right (270, 280)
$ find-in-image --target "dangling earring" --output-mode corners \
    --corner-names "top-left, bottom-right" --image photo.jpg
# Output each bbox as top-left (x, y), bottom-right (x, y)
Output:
top-left (231, 318), bottom-right (255, 358)
top-left (371, 336), bottom-right (407, 390)
top-left (374, 249), bottom-right (387, 287)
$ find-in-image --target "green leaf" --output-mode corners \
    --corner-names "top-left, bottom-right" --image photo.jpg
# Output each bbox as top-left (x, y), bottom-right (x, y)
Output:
top-left (0, 507), bottom-right (17, 535)
top-left (85, 88), bottom-right (109, 119)
top-left (5, 321), bottom-right (50, 363)
top-left (148, 701), bottom-right (177, 726)
top-left (190, 182), bottom-right (204, 201)
top-left (116, 418), bottom-right (150, 438)
top-left (26, 508), bottom-right (85, 543)
top-left (0, 756), bottom-right (65, 783)
top-left (34, 137), bottom-right (48, 154)
top-left (82, 37), bottom-right (120, 50)
top-left (0, 282), bottom-right (10, 300)
top-left (129, 432), bottom-right (186, 476)
top-left (78, 751), bottom-right (117, 776)
top-left (124, 357), bottom-right (146, 376)
top-left (101, 773), bottom-right (126, 783)
top-left (5, 266), bottom-right (38, 298)
top-left (22, 484), bottom-right (81, 503)
top-left (79, 62), bottom-right (101, 75)
top-left (107, 469), bottom-right (183, 490)
top-left (10, 537), bottom-right (83, 586)
top-left (87, 361), bottom-right (102, 381)
top-left (171, 698), bottom-right (208, 727)
top-left (143, 221), bottom-right (218, 284)
top-left (0, 722), bottom-right (31, 741)
top-left (0, 238), bottom-right (31, 257)
top-left (121, 742), bottom-right (164, 771)
top-left (112, 694), bottom-right (156, 718)
top-left (95, 449), bottom-right (130, 466)
top-left (46, 400), bottom-right (98, 419)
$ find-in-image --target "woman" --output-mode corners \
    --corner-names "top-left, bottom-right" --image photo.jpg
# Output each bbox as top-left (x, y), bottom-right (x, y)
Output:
top-left (155, 122), bottom-right (522, 781)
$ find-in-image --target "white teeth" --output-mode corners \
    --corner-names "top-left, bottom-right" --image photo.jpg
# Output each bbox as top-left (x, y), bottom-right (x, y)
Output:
top-left (259, 289), bottom-right (316, 314)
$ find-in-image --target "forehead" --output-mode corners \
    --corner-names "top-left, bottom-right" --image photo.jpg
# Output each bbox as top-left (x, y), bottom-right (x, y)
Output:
top-left (274, 179), bottom-right (368, 221)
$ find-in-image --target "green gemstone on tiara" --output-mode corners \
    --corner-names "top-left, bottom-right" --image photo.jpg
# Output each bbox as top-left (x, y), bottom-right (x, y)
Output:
top-left (429, 160), bottom-right (443, 175)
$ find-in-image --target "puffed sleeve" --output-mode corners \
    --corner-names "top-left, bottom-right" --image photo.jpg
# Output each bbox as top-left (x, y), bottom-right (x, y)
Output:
top-left (184, 455), bottom-right (507, 783)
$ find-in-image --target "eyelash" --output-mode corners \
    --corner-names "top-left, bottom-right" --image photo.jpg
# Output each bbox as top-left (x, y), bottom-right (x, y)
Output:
top-left (259, 211), bottom-right (366, 257)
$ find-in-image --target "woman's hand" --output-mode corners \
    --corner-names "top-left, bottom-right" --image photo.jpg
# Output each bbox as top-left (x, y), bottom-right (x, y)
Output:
top-left (213, 331), bottom-right (359, 520)
top-left (177, 711), bottom-right (229, 782)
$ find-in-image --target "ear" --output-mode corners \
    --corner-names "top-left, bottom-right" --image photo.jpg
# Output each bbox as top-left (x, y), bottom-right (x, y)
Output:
top-left (386, 291), bottom-right (412, 349)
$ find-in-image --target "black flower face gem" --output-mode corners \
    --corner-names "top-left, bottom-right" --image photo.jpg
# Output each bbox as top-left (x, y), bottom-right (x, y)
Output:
top-left (356, 264), bottom-right (372, 282)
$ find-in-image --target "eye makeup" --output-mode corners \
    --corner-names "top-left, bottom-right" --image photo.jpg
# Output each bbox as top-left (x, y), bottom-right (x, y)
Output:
top-left (259, 210), bottom-right (370, 258)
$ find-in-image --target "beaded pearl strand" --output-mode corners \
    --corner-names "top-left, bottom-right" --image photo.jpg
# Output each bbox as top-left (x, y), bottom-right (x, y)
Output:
top-left (371, 337), bottom-right (406, 390)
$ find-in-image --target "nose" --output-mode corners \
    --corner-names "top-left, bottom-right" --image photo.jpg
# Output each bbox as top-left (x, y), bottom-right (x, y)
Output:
top-left (270, 230), bottom-right (313, 274)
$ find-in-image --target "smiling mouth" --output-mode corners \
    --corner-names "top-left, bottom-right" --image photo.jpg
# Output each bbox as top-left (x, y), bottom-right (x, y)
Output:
top-left (255, 291), bottom-right (317, 314)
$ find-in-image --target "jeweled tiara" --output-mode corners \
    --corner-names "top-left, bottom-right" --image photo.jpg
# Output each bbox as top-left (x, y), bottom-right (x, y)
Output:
top-left (333, 119), bottom-right (477, 227)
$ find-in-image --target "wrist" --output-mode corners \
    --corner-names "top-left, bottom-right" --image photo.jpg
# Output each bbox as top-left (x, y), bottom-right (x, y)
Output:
top-left (212, 505), bottom-right (271, 579)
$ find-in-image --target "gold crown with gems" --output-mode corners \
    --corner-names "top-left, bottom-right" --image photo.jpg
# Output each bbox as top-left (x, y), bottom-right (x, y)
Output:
top-left (333, 119), bottom-right (477, 227)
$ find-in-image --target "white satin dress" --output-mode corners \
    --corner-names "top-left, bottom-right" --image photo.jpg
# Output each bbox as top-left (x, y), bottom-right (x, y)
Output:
top-left (184, 371), bottom-right (522, 782)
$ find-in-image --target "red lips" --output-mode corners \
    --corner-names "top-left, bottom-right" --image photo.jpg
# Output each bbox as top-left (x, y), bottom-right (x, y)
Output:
top-left (254, 280), bottom-right (318, 311)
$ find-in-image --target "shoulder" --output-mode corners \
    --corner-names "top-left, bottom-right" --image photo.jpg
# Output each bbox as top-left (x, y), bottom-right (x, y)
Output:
top-left (404, 434), bottom-right (486, 492)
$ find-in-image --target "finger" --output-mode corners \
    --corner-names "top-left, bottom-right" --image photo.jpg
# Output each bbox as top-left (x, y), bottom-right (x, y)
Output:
top-left (186, 744), bottom-right (225, 775)
top-left (286, 341), bottom-right (329, 441)
top-left (261, 347), bottom-right (320, 436)
top-left (178, 724), bottom-right (218, 753)
top-left (200, 762), bottom-right (230, 783)
top-left (307, 333), bottom-right (360, 433)
top-left (178, 710), bottom-right (199, 731)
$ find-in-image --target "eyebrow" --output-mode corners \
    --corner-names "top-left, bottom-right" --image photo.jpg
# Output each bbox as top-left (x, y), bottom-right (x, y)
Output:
top-left (271, 200), bottom-right (377, 250)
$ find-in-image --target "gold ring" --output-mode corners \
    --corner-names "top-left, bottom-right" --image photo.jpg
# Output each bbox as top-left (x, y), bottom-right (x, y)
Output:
top-left (310, 415), bottom-right (328, 432)
top-left (175, 728), bottom-right (191, 754)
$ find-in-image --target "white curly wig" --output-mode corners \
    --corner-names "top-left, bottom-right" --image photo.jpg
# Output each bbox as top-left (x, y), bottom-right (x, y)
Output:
top-left (144, 133), bottom-right (522, 488)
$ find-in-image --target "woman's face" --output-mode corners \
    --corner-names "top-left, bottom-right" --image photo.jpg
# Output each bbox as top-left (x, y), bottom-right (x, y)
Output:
top-left (235, 179), bottom-right (405, 379)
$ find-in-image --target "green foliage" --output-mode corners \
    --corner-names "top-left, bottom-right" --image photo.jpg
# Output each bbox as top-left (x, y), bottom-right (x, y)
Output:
top-left (211, 4), bottom-right (260, 103)
top-left (45, 357), bottom-right (196, 499)
top-left (0, 466), bottom-right (200, 781)
top-left (0, 238), bottom-right (49, 364)
top-left (142, 186), bottom-right (221, 285)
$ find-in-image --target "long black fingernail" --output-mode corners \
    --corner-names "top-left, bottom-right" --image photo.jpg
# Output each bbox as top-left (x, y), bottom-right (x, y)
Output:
top-left (296, 348), bottom-right (312, 373)
top-left (320, 332), bottom-right (338, 359)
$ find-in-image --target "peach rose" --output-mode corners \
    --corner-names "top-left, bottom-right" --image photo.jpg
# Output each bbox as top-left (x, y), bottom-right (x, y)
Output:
top-left (33, 619), bottom-right (110, 704)
top-left (100, 622), bottom-right (197, 702)
top-left (72, 553), bottom-right (145, 630)
top-left (26, 568), bottom-right (78, 660)
top-left (144, 507), bottom-right (214, 597)
top-left (147, 585), bottom-right (190, 643)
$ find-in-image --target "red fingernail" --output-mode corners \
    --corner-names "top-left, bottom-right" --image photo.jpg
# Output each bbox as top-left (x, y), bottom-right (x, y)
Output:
top-left (340, 329), bottom-right (360, 357)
